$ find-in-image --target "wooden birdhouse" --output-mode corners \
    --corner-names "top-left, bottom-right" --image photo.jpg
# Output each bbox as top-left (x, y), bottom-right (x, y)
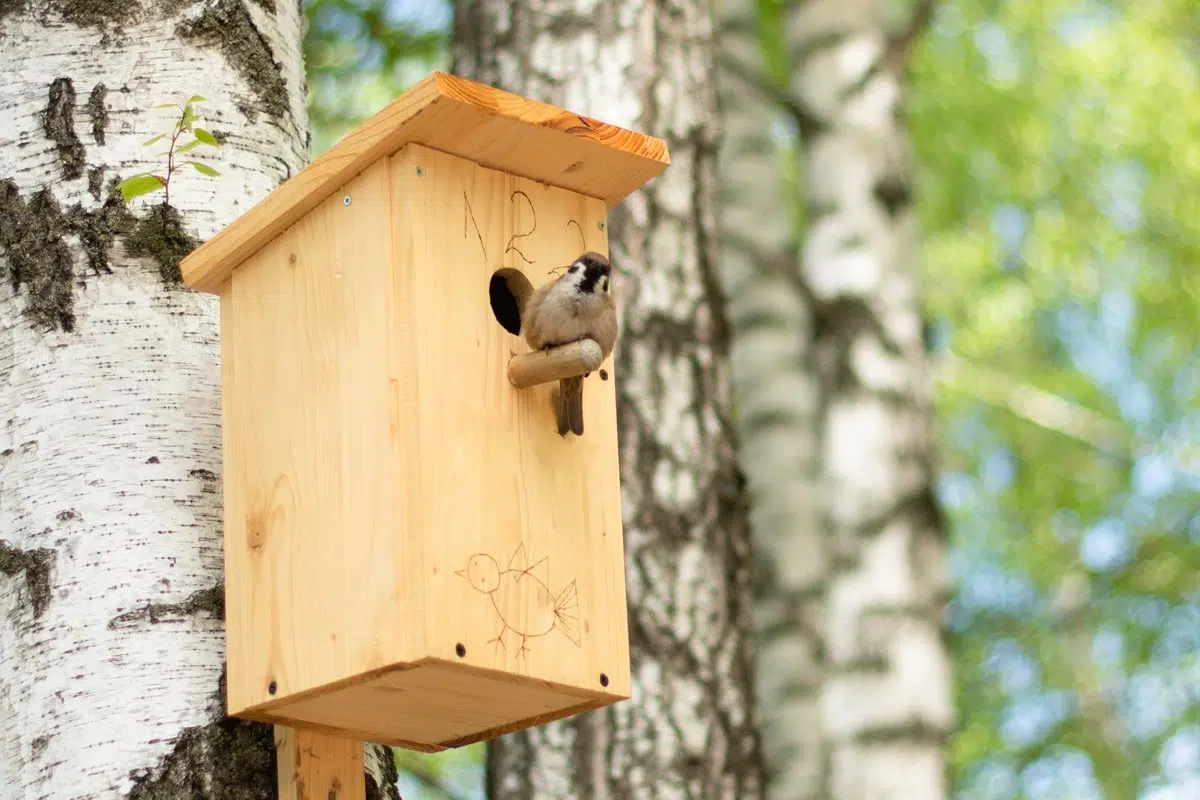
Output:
top-left (179, 72), bottom-right (669, 752)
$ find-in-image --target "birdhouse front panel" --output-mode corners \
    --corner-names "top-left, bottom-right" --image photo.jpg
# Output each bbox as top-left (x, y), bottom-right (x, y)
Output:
top-left (217, 144), bottom-right (631, 750)
top-left (389, 143), bottom-right (631, 697)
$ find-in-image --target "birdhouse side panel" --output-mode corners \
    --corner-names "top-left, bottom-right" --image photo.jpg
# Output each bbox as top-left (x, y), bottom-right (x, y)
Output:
top-left (389, 143), bottom-right (631, 700)
top-left (221, 159), bottom-right (412, 716)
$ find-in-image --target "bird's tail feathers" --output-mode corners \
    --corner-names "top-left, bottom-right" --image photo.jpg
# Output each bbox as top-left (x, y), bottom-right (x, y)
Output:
top-left (553, 579), bottom-right (581, 647)
top-left (557, 376), bottom-right (585, 436)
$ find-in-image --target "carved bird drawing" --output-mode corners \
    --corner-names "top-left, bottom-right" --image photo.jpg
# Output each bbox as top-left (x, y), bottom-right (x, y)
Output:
top-left (455, 544), bottom-right (580, 658)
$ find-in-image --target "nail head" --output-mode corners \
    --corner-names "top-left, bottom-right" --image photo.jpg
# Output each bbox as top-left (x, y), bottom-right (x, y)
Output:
top-left (599, 673), bottom-right (609, 687)
top-left (268, 680), bottom-right (277, 695)
top-left (597, 221), bottom-right (606, 231)
top-left (417, 166), bottom-right (425, 177)
top-left (342, 195), bottom-right (351, 206)
top-left (455, 643), bottom-right (466, 658)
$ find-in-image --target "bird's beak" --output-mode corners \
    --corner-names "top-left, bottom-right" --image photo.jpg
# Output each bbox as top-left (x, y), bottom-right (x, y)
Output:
top-left (454, 569), bottom-right (466, 580)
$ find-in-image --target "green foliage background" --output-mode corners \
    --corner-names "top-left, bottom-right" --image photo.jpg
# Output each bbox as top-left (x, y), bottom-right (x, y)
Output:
top-left (302, 0), bottom-right (1200, 797)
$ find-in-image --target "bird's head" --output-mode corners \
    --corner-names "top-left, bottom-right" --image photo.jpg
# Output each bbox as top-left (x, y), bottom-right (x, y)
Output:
top-left (455, 554), bottom-right (500, 594)
top-left (566, 251), bottom-right (612, 295)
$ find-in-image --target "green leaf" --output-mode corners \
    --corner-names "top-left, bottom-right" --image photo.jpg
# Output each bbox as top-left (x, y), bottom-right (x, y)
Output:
top-left (115, 173), bottom-right (166, 202)
top-left (186, 161), bottom-right (220, 177)
top-left (188, 95), bottom-right (208, 104)
top-left (142, 134), bottom-right (166, 147)
top-left (175, 139), bottom-right (203, 154)
top-left (193, 128), bottom-right (219, 147)
top-left (154, 103), bottom-right (178, 109)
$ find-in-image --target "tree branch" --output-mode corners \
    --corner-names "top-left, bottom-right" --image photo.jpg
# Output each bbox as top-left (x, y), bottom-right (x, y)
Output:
top-left (933, 355), bottom-right (1134, 459)
top-left (717, 52), bottom-right (823, 139)
top-left (885, 0), bottom-right (939, 72)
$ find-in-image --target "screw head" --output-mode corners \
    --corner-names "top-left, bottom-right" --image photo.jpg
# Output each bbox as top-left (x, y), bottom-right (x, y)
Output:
top-left (598, 221), bottom-right (606, 231)
top-left (455, 643), bottom-right (466, 658)
top-left (342, 195), bottom-right (351, 206)
top-left (599, 673), bottom-right (609, 687)
top-left (416, 166), bottom-right (425, 177)
top-left (268, 680), bottom-right (277, 695)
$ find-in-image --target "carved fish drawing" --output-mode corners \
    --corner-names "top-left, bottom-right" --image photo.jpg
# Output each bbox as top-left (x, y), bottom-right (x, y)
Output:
top-left (455, 544), bottom-right (580, 657)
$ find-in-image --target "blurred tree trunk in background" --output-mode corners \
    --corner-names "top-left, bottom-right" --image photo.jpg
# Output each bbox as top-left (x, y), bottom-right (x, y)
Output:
top-left (717, 1), bottom-right (953, 798)
top-left (0, 2), bottom-right (398, 796)
top-left (713, 0), bottom-right (827, 796)
top-left (452, 0), bottom-right (764, 798)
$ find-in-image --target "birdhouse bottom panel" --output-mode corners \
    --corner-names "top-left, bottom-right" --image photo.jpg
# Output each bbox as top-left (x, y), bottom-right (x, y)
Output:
top-left (234, 658), bottom-right (611, 751)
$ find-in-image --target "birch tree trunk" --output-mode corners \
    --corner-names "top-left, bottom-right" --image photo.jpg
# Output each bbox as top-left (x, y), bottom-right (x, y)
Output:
top-left (0, 3), bottom-right (398, 797)
top-left (452, 1), bottom-right (764, 797)
top-left (786, 3), bottom-right (952, 798)
top-left (714, 0), bottom-right (953, 796)
top-left (712, 0), bottom-right (826, 795)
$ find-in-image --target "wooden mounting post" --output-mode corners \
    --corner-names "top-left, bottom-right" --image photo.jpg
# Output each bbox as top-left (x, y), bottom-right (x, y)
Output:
top-left (276, 725), bottom-right (365, 800)
top-left (508, 339), bottom-right (604, 388)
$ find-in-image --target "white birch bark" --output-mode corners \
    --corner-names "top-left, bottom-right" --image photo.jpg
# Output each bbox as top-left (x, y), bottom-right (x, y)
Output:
top-left (452, 0), bottom-right (765, 797)
top-left (0, 2), bottom-right (396, 797)
top-left (784, 2), bottom-right (952, 799)
top-left (712, 0), bottom-right (827, 795)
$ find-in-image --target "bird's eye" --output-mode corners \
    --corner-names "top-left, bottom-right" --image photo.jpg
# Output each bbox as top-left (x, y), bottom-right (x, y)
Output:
top-left (568, 265), bottom-right (579, 273)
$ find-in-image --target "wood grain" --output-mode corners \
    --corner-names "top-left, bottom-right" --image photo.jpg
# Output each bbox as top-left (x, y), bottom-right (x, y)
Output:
top-left (219, 143), bottom-right (631, 750)
top-left (276, 725), bottom-right (365, 800)
top-left (508, 339), bottom-right (604, 388)
top-left (221, 159), bottom-right (405, 715)
top-left (181, 71), bottom-right (670, 293)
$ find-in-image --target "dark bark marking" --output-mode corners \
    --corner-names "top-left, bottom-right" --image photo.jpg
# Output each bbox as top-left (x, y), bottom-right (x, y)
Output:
top-left (873, 177), bottom-right (912, 218)
top-left (125, 203), bottom-right (200, 283)
top-left (108, 582), bottom-right (224, 629)
top-left (0, 0), bottom-right (26, 23)
top-left (68, 178), bottom-right (137, 277)
top-left (60, 0), bottom-right (141, 27)
top-left (177, 0), bottom-right (289, 121)
top-left (43, 78), bottom-right (85, 180)
top-left (855, 719), bottom-right (949, 746)
top-left (0, 179), bottom-right (77, 331)
top-left (87, 83), bottom-right (108, 144)
top-left (0, 540), bottom-right (56, 619)
top-left (249, 0), bottom-right (275, 11)
top-left (364, 748), bottom-right (400, 800)
top-left (87, 166), bottom-right (104, 200)
top-left (127, 668), bottom-right (277, 800)
top-left (838, 232), bottom-right (868, 251)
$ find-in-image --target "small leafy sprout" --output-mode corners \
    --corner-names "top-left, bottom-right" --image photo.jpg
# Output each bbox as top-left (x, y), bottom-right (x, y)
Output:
top-left (116, 95), bottom-right (222, 210)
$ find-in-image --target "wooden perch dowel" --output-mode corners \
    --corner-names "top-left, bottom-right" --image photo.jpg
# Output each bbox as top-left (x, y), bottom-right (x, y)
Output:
top-left (508, 339), bottom-right (604, 388)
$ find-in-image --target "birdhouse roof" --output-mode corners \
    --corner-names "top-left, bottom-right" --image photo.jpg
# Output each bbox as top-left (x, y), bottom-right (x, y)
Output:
top-left (180, 72), bottom-right (671, 293)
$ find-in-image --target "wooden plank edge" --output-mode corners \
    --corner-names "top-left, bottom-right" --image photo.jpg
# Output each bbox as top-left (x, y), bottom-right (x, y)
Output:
top-left (434, 696), bottom-right (614, 750)
top-left (248, 696), bottom-right (618, 754)
top-left (430, 71), bottom-right (671, 165)
top-left (228, 661), bottom-right (426, 718)
top-left (180, 71), bottom-right (670, 295)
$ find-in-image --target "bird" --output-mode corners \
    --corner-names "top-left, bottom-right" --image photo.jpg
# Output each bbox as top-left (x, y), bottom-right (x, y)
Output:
top-left (519, 251), bottom-right (618, 436)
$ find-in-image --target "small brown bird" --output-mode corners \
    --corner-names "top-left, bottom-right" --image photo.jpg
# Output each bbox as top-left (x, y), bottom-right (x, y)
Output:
top-left (520, 251), bottom-right (618, 436)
